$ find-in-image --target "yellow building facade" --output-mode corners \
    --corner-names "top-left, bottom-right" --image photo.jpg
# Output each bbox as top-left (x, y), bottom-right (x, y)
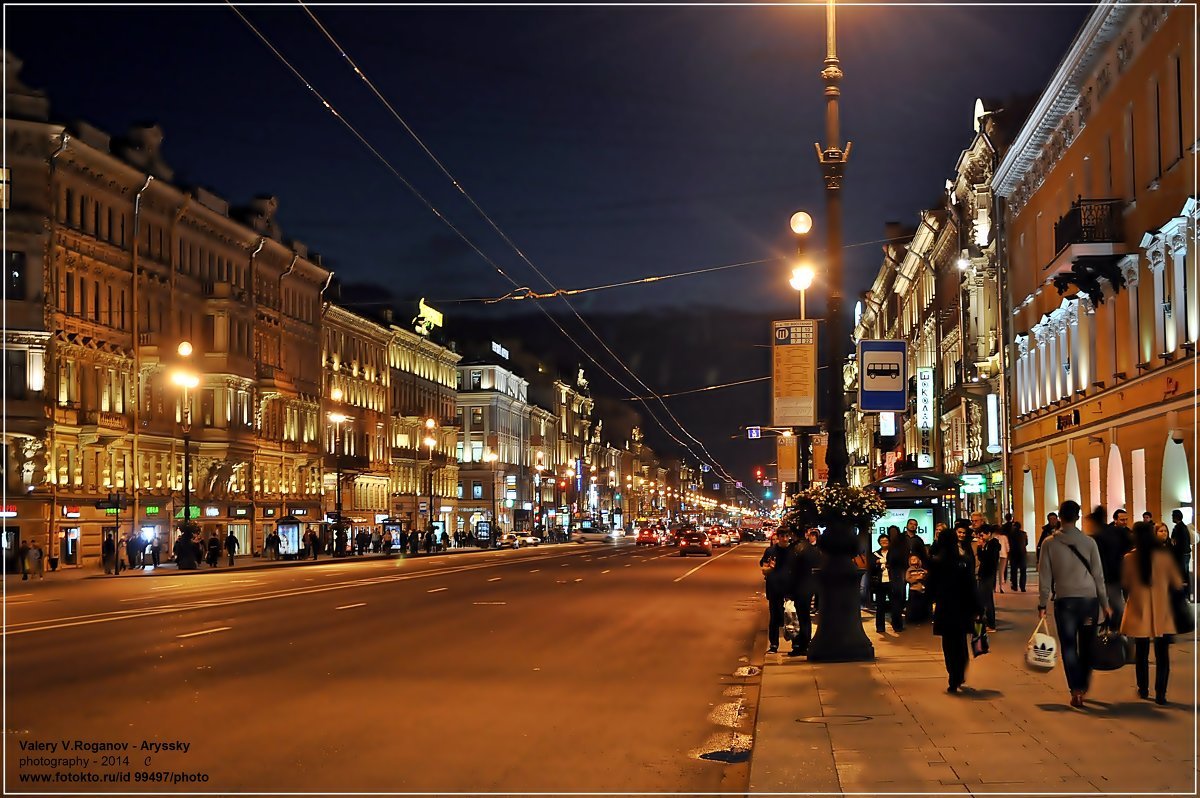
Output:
top-left (994, 4), bottom-right (1196, 530)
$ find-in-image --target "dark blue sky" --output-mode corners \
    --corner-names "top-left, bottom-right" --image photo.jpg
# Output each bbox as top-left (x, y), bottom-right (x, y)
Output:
top-left (8, 3), bottom-right (1092, 486)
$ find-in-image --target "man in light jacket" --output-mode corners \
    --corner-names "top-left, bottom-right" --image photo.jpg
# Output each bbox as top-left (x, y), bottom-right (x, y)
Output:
top-left (1038, 500), bottom-right (1111, 708)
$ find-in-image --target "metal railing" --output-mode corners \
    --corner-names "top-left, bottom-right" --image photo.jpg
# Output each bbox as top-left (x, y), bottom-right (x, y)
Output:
top-left (1053, 198), bottom-right (1123, 256)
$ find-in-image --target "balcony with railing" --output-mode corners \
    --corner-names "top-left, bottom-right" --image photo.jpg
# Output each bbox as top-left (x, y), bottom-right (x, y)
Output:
top-left (1046, 198), bottom-right (1131, 306)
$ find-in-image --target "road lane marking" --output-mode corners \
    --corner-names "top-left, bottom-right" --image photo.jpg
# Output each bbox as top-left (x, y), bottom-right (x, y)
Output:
top-left (176, 626), bottom-right (231, 639)
top-left (487, 577), bottom-right (502, 582)
top-left (427, 587), bottom-right (448, 593)
top-left (601, 570), bottom-right (611, 574)
top-left (335, 603), bottom-right (366, 611)
top-left (5, 593), bottom-right (33, 599)
top-left (149, 584), bottom-right (183, 591)
top-left (473, 601), bottom-right (506, 605)
top-left (529, 569), bottom-right (540, 573)
top-left (625, 564), bottom-right (632, 567)
top-left (561, 563), bottom-right (570, 567)
top-left (673, 545), bottom-right (739, 582)
top-left (230, 579), bottom-right (260, 584)
top-left (574, 578), bottom-right (583, 583)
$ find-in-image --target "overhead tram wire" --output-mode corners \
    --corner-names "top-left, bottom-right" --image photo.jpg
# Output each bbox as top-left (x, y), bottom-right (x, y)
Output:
top-left (300, 3), bottom-right (755, 497)
top-left (233, 4), bottom-right (751, 497)
top-left (625, 375), bottom-right (770, 401)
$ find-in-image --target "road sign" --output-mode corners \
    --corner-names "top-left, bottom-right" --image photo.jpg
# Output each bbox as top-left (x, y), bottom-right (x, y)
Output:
top-left (95, 493), bottom-right (128, 511)
top-left (746, 426), bottom-right (762, 439)
top-left (858, 339), bottom-right (908, 412)
top-left (772, 320), bottom-right (818, 427)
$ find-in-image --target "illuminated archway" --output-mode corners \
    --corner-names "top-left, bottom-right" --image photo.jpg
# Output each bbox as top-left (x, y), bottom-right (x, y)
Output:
top-left (1044, 457), bottom-right (1060, 517)
top-left (1106, 444), bottom-right (1126, 511)
top-left (1063, 453), bottom-right (1082, 505)
top-left (1022, 469), bottom-right (1036, 534)
top-left (1161, 437), bottom-right (1194, 524)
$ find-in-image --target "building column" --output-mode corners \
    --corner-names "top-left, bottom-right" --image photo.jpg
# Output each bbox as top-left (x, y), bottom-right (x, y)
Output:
top-left (1119, 255), bottom-right (1142, 369)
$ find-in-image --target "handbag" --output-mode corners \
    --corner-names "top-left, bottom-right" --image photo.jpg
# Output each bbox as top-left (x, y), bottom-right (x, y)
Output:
top-left (1025, 616), bottom-right (1058, 671)
top-left (1171, 588), bottom-right (1195, 634)
top-left (782, 599), bottom-right (799, 640)
top-left (1090, 622), bottom-right (1129, 671)
top-left (971, 622), bottom-right (990, 657)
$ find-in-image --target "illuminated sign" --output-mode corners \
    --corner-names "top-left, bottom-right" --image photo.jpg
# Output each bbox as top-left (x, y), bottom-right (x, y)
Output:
top-left (144, 505), bottom-right (161, 515)
top-left (916, 367), bottom-right (935, 468)
top-left (772, 320), bottom-right (818, 426)
top-left (62, 506), bottom-right (81, 519)
top-left (264, 507), bottom-right (277, 517)
top-left (231, 507), bottom-right (249, 517)
top-left (960, 474), bottom-right (988, 494)
top-left (203, 506), bottom-right (220, 517)
top-left (491, 341), bottom-right (509, 359)
top-left (986, 393), bottom-right (1002, 454)
top-left (0, 505), bottom-right (17, 518)
top-left (991, 471), bottom-right (1004, 484)
top-left (414, 298), bottom-right (444, 336)
top-left (879, 412), bottom-right (896, 437)
top-left (291, 509), bottom-right (308, 516)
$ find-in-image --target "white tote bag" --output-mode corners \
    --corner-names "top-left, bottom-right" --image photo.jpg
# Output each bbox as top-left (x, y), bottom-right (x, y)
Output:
top-left (782, 599), bottom-right (799, 641)
top-left (1026, 616), bottom-right (1058, 671)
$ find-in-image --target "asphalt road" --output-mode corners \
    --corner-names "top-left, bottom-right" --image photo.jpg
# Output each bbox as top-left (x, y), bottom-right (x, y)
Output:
top-left (4, 540), bottom-right (768, 793)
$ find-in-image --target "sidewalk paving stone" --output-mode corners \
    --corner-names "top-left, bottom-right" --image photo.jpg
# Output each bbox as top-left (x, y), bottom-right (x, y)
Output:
top-left (749, 577), bottom-right (1197, 795)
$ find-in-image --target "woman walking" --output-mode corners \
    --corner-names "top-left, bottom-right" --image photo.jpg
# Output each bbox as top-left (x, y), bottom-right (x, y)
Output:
top-left (929, 526), bottom-right (983, 693)
top-left (1121, 521), bottom-right (1184, 704)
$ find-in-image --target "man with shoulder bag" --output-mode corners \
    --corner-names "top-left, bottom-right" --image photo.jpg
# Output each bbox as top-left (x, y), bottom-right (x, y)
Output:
top-left (760, 531), bottom-right (794, 654)
top-left (1038, 500), bottom-right (1111, 708)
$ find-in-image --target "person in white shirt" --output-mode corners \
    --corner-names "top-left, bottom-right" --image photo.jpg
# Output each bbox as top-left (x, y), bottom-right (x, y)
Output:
top-left (995, 529), bottom-right (1009, 593)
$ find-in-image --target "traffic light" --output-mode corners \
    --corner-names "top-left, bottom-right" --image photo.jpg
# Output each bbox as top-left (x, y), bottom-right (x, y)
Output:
top-left (755, 468), bottom-right (763, 480)
top-left (764, 490), bottom-right (772, 499)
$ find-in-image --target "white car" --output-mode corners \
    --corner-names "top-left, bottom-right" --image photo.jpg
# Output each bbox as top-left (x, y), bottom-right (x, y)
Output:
top-left (571, 527), bottom-right (618, 544)
top-left (498, 532), bottom-right (541, 549)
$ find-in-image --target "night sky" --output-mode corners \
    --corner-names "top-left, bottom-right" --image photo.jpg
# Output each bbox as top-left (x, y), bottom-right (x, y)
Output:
top-left (8, 3), bottom-right (1092, 487)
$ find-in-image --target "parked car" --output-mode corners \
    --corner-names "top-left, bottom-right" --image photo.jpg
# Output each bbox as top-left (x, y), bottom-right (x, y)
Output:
top-left (678, 530), bottom-right (712, 557)
top-left (499, 532), bottom-right (541, 549)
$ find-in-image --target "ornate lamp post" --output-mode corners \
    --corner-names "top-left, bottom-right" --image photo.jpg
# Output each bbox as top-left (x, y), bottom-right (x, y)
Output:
top-left (534, 453), bottom-right (545, 533)
top-left (423, 418), bottom-right (437, 540)
top-left (327, 387), bottom-right (350, 555)
top-left (170, 341), bottom-right (199, 535)
top-left (804, 0), bottom-right (874, 663)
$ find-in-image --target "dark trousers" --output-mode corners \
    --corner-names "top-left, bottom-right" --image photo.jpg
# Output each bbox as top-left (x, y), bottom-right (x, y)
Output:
top-left (1054, 596), bottom-right (1099, 692)
top-left (978, 580), bottom-right (996, 628)
top-left (767, 593), bottom-right (785, 649)
top-left (1009, 556), bottom-right (1027, 591)
top-left (941, 633), bottom-right (969, 688)
top-left (791, 592), bottom-right (813, 653)
top-left (1105, 582), bottom-right (1126, 629)
top-left (1134, 636), bottom-right (1170, 698)
top-left (873, 582), bottom-right (904, 632)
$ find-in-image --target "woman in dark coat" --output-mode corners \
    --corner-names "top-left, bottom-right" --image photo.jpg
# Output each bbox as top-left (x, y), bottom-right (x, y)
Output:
top-left (929, 526), bottom-right (983, 693)
top-left (205, 535), bottom-right (221, 568)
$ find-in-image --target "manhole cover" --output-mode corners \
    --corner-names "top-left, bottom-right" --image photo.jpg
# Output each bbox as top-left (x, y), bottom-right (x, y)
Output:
top-left (796, 715), bottom-right (872, 725)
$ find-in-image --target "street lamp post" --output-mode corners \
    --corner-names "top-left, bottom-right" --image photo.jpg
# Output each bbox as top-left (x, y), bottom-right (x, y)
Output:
top-left (328, 387), bottom-right (350, 557)
top-left (534, 454), bottom-right (545, 533)
top-left (423, 418), bottom-right (437, 545)
top-left (805, 0), bottom-right (874, 663)
top-left (170, 341), bottom-right (199, 539)
top-left (484, 448), bottom-right (500, 546)
top-left (789, 249), bottom-right (816, 493)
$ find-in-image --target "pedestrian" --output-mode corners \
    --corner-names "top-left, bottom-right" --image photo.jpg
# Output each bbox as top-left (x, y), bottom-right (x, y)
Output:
top-left (994, 524), bottom-right (1009, 594)
top-left (410, 529), bottom-right (420, 556)
top-left (1009, 520), bottom-right (1028, 592)
top-left (1169, 509), bottom-right (1191, 596)
top-left (928, 526), bottom-right (983, 693)
top-left (310, 530), bottom-right (321, 560)
top-left (976, 525), bottom-right (1001, 629)
top-left (1142, 511), bottom-right (1154, 524)
top-left (173, 530), bottom-right (197, 570)
top-left (382, 529), bottom-right (393, 555)
top-left (759, 529), bottom-right (793, 654)
top-left (356, 529), bottom-right (369, 556)
top-left (335, 528), bottom-right (349, 557)
top-left (101, 532), bottom-right (116, 574)
top-left (29, 540), bottom-right (44, 579)
top-left (1093, 507), bottom-right (1132, 628)
top-left (1037, 512), bottom-right (1060, 563)
top-left (1038, 500), bottom-right (1111, 708)
top-left (224, 532), bottom-right (239, 567)
top-left (904, 518), bottom-right (928, 564)
top-left (125, 532), bottom-right (141, 571)
top-left (205, 534), bottom-right (221, 567)
top-left (371, 529), bottom-right (382, 553)
top-left (150, 534), bottom-right (162, 568)
top-left (870, 531), bottom-right (905, 633)
top-left (17, 539), bottom-right (30, 580)
top-left (904, 553), bottom-right (930, 624)
top-left (787, 526), bottom-right (821, 656)
top-left (1121, 520), bottom-right (1184, 705)
top-left (423, 529), bottom-right (433, 554)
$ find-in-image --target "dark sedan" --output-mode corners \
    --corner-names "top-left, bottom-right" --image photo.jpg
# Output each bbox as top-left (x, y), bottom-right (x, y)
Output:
top-left (677, 530), bottom-right (712, 557)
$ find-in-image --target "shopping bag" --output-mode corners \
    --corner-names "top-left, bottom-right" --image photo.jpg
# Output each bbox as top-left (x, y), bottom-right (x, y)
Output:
top-left (971, 622), bottom-right (990, 657)
top-left (782, 599), bottom-right (799, 641)
top-left (1171, 588), bottom-right (1195, 634)
top-left (1025, 616), bottom-right (1058, 671)
top-left (1090, 623), bottom-right (1128, 671)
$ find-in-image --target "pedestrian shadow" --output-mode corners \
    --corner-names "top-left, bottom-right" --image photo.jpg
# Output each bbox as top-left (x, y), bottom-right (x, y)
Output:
top-left (1084, 700), bottom-right (1173, 719)
top-left (1035, 703), bottom-right (1075, 713)
top-left (957, 688), bottom-right (1003, 700)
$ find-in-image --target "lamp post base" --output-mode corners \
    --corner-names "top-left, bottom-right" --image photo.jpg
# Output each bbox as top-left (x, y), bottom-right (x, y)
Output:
top-left (807, 520), bottom-right (875, 663)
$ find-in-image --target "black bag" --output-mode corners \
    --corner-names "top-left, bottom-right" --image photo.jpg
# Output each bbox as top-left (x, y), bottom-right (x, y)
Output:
top-left (971, 622), bottom-right (990, 657)
top-left (1171, 588), bottom-right (1195, 634)
top-left (1091, 624), bottom-right (1130, 671)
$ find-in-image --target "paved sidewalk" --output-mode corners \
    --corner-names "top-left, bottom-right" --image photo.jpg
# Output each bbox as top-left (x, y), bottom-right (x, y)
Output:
top-left (749, 579), bottom-right (1197, 795)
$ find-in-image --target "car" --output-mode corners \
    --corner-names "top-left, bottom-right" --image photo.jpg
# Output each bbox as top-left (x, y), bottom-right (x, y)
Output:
top-left (499, 532), bottom-right (541, 549)
top-left (571, 527), bottom-right (618, 544)
top-left (711, 531), bottom-right (731, 547)
top-left (678, 530), bottom-right (712, 557)
top-left (728, 530), bottom-right (741, 544)
top-left (636, 528), bottom-right (660, 546)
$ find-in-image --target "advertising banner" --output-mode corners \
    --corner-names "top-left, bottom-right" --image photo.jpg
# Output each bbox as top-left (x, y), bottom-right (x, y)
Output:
top-left (772, 320), bottom-right (818, 427)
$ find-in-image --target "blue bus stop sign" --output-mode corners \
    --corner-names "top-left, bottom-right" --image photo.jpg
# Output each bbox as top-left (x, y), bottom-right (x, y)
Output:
top-left (857, 339), bottom-right (908, 412)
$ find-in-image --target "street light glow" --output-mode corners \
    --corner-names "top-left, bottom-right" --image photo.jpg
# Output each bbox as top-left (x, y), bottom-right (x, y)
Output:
top-left (423, 436), bottom-right (437, 449)
top-left (177, 340), bottom-right (193, 358)
top-left (790, 264), bottom-right (815, 292)
top-left (170, 369), bottom-right (199, 389)
top-left (328, 412), bottom-right (349, 424)
top-left (331, 387), bottom-right (344, 402)
top-left (790, 211), bottom-right (813, 235)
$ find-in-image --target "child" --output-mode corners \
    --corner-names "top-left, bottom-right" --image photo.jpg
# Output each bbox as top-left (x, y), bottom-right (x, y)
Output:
top-left (905, 553), bottom-right (930, 624)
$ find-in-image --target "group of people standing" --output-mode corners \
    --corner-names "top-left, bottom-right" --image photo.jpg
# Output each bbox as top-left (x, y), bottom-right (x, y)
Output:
top-left (758, 527), bottom-right (822, 656)
top-left (1039, 501), bottom-right (1191, 708)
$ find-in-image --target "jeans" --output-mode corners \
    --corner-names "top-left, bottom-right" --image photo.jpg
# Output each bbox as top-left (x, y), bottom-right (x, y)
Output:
top-left (1053, 596), bottom-right (1100, 692)
top-left (873, 582), bottom-right (904, 631)
top-left (767, 593), bottom-right (785, 649)
top-left (1134, 637), bottom-right (1170, 698)
top-left (1009, 556), bottom-right (1027, 591)
top-left (978, 581), bottom-right (996, 628)
top-left (942, 633), bottom-right (969, 688)
top-left (996, 558), bottom-right (1007, 590)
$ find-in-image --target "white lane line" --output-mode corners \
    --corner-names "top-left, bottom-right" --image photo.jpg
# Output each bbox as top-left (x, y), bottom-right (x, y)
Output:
top-left (335, 603), bottom-right (366, 611)
top-left (625, 564), bottom-right (632, 567)
top-left (473, 601), bottom-right (507, 606)
top-left (427, 587), bottom-right (448, 593)
top-left (149, 584), bottom-right (183, 591)
top-left (673, 545), bottom-right (738, 583)
top-left (487, 577), bottom-right (502, 582)
top-left (529, 569), bottom-right (540, 573)
top-left (601, 569), bottom-right (611, 574)
top-left (231, 579), bottom-right (260, 584)
top-left (560, 563), bottom-right (570, 567)
top-left (5, 593), bottom-right (34, 599)
top-left (176, 626), bottom-right (231, 639)
top-left (574, 578), bottom-right (583, 583)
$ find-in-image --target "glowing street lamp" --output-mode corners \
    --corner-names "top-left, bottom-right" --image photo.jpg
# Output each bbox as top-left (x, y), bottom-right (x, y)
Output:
top-left (424, 418), bottom-right (437, 538)
top-left (484, 448), bottom-right (500, 544)
top-left (327, 387), bottom-right (351, 554)
top-left (170, 341), bottom-right (199, 533)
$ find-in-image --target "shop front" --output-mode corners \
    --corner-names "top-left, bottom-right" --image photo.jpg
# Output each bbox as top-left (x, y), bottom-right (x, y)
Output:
top-left (2, 498), bottom-right (50, 573)
top-left (286, 503), bottom-right (322, 556)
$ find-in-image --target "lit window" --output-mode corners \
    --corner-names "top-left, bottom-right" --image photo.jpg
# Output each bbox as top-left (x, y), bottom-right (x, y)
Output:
top-left (0, 166), bottom-right (9, 210)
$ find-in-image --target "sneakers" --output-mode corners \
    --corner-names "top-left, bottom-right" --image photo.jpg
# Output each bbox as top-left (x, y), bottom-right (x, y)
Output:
top-left (767, 646), bottom-right (778, 654)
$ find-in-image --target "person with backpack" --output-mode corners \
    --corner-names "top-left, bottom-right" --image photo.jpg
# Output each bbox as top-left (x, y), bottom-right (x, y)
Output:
top-left (1121, 521), bottom-right (1184, 704)
top-left (1038, 500), bottom-right (1111, 708)
top-left (759, 531), bottom-right (793, 654)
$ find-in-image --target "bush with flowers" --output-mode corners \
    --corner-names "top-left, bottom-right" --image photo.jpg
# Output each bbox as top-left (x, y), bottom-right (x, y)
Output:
top-left (779, 484), bottom-right (887, 533)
